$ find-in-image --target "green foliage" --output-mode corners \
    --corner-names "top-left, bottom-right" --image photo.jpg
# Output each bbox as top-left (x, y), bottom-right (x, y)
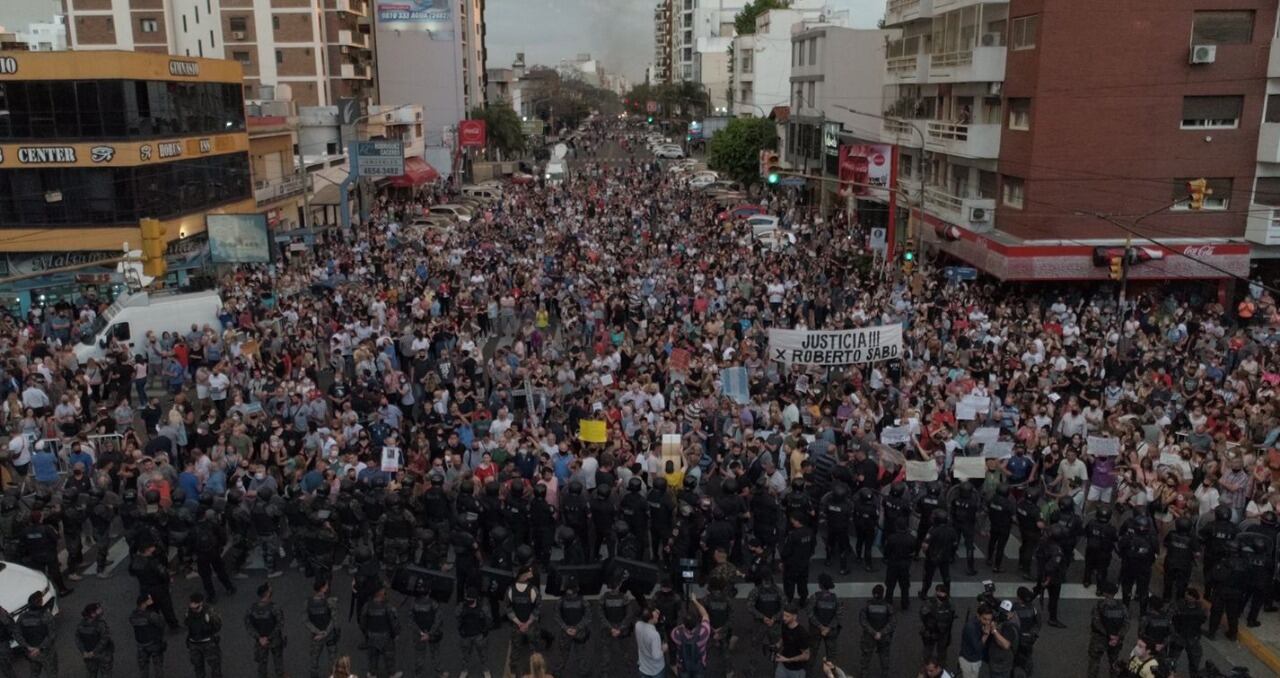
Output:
top-left (734, 0), bottom-right (791, 35)
top-left (623, 81), bottom-right (711, 119)
top-left (468, 105), bottom-right (526, 158)
top-left (707, 117), bottom-right (777, 186)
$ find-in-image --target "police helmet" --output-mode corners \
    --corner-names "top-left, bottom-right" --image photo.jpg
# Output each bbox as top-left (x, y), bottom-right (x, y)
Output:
top-left (628, 477), bottom-right (643, 493)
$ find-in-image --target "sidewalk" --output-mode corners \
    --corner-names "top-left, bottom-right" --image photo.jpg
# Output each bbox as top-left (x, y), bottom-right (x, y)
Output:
top-left (1225, 614), bottom-right (1280, 675)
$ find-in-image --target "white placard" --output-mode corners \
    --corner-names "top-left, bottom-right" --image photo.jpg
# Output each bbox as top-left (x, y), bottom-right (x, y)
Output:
top-left (905, 460), bottom-right (939, 483)
top-left (1157, 452), bottom-right (1182, 469)
top-left (880, 426), bottom-right (912, 446)
top-left (1087, 436), bottom-right (1121, 457)
top-left (971, 427), bottom-right (1000, 445)
top-left (961, 394), bottom-right (990, 411)
top-left (953, 456), bottom-right (988, 480)
top-left (956, 403), bottom-right (977, 421)
top-left (768, 325), bottom-right (903, 366)
top-left (380, 445), bottom-right (402, 473)
top-left (982, 441), bottom-right (1014, 459)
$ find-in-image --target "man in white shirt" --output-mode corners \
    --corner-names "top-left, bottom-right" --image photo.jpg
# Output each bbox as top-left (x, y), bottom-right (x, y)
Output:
top-left (635, 606), bottom-right (666, 678)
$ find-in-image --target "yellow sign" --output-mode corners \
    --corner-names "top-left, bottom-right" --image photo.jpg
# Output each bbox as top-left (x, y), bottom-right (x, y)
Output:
top-left (0, 133), bottom-right (249, 169)
top-left (578, 420), bottom-right (607, 444)
top-left (0, 51), bottom-right (243, 84)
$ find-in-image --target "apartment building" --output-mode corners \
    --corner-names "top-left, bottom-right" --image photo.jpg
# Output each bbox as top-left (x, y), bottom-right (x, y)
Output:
top-left (731, 7), bottom-right (827, 118)
top-left (881, 0), bottom-right (1270, 282)
top-left (653, 0), bottom-right (673, 84)
top-left (62, 0), bottom-right (376, 107)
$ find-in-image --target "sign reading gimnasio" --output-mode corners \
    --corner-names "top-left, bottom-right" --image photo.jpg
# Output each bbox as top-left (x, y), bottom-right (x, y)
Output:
top-left (768, 325), bottom-right (903, 366)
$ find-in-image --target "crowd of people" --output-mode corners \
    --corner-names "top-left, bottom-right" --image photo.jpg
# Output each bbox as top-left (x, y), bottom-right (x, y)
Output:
top-left (0, 117), bottom-right (1274, 678)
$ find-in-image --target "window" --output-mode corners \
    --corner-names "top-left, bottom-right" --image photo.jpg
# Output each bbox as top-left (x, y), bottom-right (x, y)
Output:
top-left (194, 6), bottom-right (199, 22)
top-left (806, 82), bottom-right (816, 109)
top-left (1011, 15), bottom-right (1037, 50)
top-left (275, 49), bottom-right (284, 64)
top-left (229, 16), bottom-right (247, 32)
top-left (1192, 10), bottom-right (1254, 45)
top-left (1267, 94), bottom-right (1280, 123)
top-left (1255, 177), bottom-right (1280, 207)
top-left (808, 38), bottom-right (817, 64)
top-left (1172, 177), bottom-right (1231, 210)
top-left (1008, 98), bottom-right (1030, 130)
top-left (796, 41), bottom-right (804, 67)
top-left (272, 16), bottom-right (280, 30)
top-left (233, 51), bottom-right (251, 66)
top-left (792, 42), bottom-right (799, 67)
top-left (741, 53), bottom-right (752, 74)
top-left (210, 30), bottom-right (215, 48)
top-left (140, 18), bottom-right (158, 33)
top-left (182, 15), bottom-right (187, 32)
top-left (1181, 95), bottom-right (1243, 129)
top-left (1002, 176), bottom-right (1025, 209)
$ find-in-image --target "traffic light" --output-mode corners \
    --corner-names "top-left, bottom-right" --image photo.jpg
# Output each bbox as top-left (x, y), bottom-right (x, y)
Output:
top-left (761, 150), bottom-right (780, 184)
top-left (647, 116), bottom-right (654, 124)
top-left (1187, 178), bottom-right (1211, 210)
top-left (1108, 255), bottom-right (1123, 280)
top-left (140, 217), bottom-right (167, 278)
top-left (903, 236), bottom-right (916, 262)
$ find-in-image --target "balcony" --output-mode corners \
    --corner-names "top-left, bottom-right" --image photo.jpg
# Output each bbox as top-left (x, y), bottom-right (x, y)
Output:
top-left (928, 45), bottom-right (1006, 83)
top-left (333, 0), bottom-right (367, 15)
top-left (885, 0), bottom-right (932, 26)
top-left (933, 0), bottom-right (1008, 12)
top-left (338, 29), bottom-right (368, 49)
top-left (1246, 204), bottom-right (1280, 245)
top-left (925, 120), bottom-right (1001, 158)
top-left (1259, 122), bottom-right (1280, 164)
top-left (886, 52), bottom-right (928, 84)
top-left (338, 62), bottom-right (372, 79)
top-left (254, 174), bottom-right (309, 207)
top-left (1271, 37), bottom-right (1280, 78)
top-left (924, 186), bottom-right (997, 231)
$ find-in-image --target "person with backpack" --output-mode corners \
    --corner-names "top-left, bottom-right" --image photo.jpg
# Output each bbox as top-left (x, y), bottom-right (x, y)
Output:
top-left (670, 595), bottom-right (711, 678)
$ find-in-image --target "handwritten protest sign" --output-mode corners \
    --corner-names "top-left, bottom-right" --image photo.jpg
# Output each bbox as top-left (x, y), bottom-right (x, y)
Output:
top-left (1087, 436), bottom-right (1120, 457)
top-left (880, 426), bottom-right (912, 446)
top-left (579, 420), bottom-right (607, 443)
top-left (952, 456), bottom-right (988, 480)
top-left (971, 427), bottom-right (1000, 445)
top-left (955, 402), bottom-right (977, 421)
top-left (669, 348), bottom-right (691, 372)
top-left (982, 441), bottom-right (1014, 459)
top-left (905, 460), bottom-right (939, 483)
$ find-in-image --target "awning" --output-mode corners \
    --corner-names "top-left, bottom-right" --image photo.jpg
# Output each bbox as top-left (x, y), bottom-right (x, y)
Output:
top-left (387, 156), bottom-right (440, 188)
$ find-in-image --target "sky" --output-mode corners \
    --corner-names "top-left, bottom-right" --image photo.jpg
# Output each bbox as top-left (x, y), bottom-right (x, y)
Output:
top-left (486, 0), bottom-right (886, 83)
top-left (0, 0), bottom-right (60, 33)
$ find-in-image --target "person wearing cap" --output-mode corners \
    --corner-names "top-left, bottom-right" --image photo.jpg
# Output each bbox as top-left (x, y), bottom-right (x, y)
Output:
top-left (984, 600), bottom-right (1020, 678)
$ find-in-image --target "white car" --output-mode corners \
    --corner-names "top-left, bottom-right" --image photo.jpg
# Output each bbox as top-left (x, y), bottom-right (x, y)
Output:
top-left (429, 204), bottom-right (474, 223)
top-left (688, 172), bottom-right (719, 190)
top-left (746, 214), bottom-right (782, 236)
top-left (654, 145), bottom-right (686, 159)
top-left (0, 561), bottom-right (58, 633)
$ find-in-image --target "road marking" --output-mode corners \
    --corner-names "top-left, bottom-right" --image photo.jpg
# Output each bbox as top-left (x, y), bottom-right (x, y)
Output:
top-left (81, 537), bottom-right (130, 577)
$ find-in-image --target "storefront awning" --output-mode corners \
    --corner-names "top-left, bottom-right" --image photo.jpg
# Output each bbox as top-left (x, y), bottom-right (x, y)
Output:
top-left (387, 156), bottom-right (440, 188)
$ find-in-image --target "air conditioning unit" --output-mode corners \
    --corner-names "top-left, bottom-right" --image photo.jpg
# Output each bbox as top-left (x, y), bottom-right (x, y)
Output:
top-left (980, 33), bottom-right (999, 47)
top-left (232, 31), bottom-right (246, 40)
top-left (1190, 44), bottom-right (1217, 64)
top-left (969, 207), bottom-right (990, 223)
top-left (988, 82), bottom-right (1003, 96)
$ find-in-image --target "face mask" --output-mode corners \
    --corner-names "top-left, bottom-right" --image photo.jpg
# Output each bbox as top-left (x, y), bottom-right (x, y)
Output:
top-left (255, 473), bottom-right (265, 480)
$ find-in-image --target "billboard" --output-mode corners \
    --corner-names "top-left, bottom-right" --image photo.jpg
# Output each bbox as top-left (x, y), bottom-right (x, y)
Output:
top-left (458, 119), bottom-right (487, 148)
top-left (355, 140), bottom-right (405, 177)
top-left (207, 214), bottom-right (270, 264)
top-left (838, 144), bottom-right (893, 199)
top-left (376, 0), bottom-right (454, 39)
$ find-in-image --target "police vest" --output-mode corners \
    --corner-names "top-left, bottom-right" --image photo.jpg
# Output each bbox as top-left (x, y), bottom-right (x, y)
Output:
top-left (1144, 616), bottom-right (1172, 643)
top-left (131, 613), bottom-right (160, 645)
top-left (510, 585), bottom-right (537, 621)
top-left (755, 588), bottom-right (782, 618)
top-left (19, 615), bottom-right (48, 647)
top-left (865, 602), bottom-right (891, 630)
top-left (75, 622), bottom-right (101, 651)
top-left (707, 596), bottom-right (732, 628)
top-left (459, 606), bottom-right (487, 638)
top-left (1210, 525), bottom-right (1235, 546)
top-left (412, 600), bottom-right (437, 632)
top-left (1126, 539), bottom-right (1153, 561)
top-left (186, 610), bottom-right (217, 642)
top-left (560, 596), bottom-right (586, 626)
top-left (1015, 604), bottom-right (1039, 644)
top-left (384, 514), bottom-right (412, 540)
top-left (1165, 533), bottom-right (1193, 567)
top-left (812, 592), bottom-right (839, 625)
top-left (929, 602), bottom-right (956, 631)
top-left (249, 605), bottom-right (277, 637)
top-left (251, 504), bottom-right (276, 534)
top-left (365, 603), bottom-right (393, 635)
top-left (307, 597), bottom-right (332, 631)
top-left (1086, 524), bottom-right (1111, 551)
top-left (1100, 602), bottom-right (1126, 634)
top-left (920, 496), bottom-right (940, 514)
top-left (855, 502), bottom-right (878, 523)
top-left (602, 594), bottom-right (629, 625)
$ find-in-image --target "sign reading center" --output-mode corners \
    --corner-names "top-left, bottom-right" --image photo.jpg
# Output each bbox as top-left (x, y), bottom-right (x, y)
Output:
top-left (354, 140), bottom-right (405, 177)
top-left (768, 325), bottom-right (903, 366)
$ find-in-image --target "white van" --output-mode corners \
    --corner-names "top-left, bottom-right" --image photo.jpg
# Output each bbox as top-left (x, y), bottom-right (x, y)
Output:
top-left (462, 185), bottom-right (503, 202)
top-left (74, 289), bottom-right (223, 363)
top-left (544, 159), bottom-right (568, 184)
top-left (746, 215), bottom-right (781, 237)
top-left (429, 204), bottom-right (474, 223)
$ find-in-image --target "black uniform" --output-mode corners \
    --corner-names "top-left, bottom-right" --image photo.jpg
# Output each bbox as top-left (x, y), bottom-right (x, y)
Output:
top-left (986, 489), bottom-right (1015, 572)
top-left (780, 523), bottom-right (815, 604)
top-left (1118, 528), bottom-right (1158, 613)
top-left (1012, 599), bottom-right (1040, 676)
top-left (1015, 494), bottom-right (1042, 577)
top-left (1161, 523), bottom-right (1198, 602)
top-left (1082, 515), bottom-right (1118, 587)
top-left (809, 588), bottom-right (843, 663)
top-left (130, 606), bottom-right (167, 678)
top-left (919, 595), bottom-right (956, 664)
top-left (243, 600), bottom-right (286, 678)
top-left (1168, 597), bottom-right (1206, 678)
top-left (20, 602), bottom-right (58, 678)
top-left (555, 588), bottom-right (593, 678)
top-left (1085, 596), bottom-right (1128, 678)
top-left (75, 616), bottom-right (114, 678)
top-left (920, 516), bottom-right (958, 598)
top-left (950, 486), bottom-right (981, 574)
top-left (704, 587), bottom-right (735, 677)
top-left (192, 514), bottom-right (236, 602)
top-left (1199, 512), bottom-right (1237, 599)
top-left (748, 580), bottom-right (784, 672)
top-left (184, 603), bottom-right (223, 678)
top-left (858, 596), bottom-right (896, 678)
top-left (599, 587), bottom-right (635, 674)
top-left (882, 526), bottom-right (915, 609)
top-left (129, 551), bottom-right (179, 628)
top-left (851, 488), bottom-right (878, 572)
top-left (456, 598), bottom-right (492, 677)
top-left (823, 487), bottom-right (856, 574)
top-left (1206, 550), bottom-right (1248, 641)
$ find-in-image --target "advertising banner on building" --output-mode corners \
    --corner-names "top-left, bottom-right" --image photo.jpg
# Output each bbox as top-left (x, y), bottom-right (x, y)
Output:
top-left (207, 214), bottom-right (271, 264)
top-left (838, 143), bottom-right (893, 200)
top-left (375, 0), bottom-right (454, 39)
top-left (768, 325), bottom-right (903, 366)
top-left (354, 140), bottom-right (405, 177)
top-left (458, 119), bottom-right (487, 148)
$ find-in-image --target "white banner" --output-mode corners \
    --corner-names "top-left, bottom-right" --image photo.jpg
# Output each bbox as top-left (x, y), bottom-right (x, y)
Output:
top-left (768, 325), bottom-right (903, 366)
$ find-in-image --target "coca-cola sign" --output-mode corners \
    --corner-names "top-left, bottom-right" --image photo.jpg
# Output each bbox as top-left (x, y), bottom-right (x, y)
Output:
top-left (1182, 244), bottom-right (1216, 257)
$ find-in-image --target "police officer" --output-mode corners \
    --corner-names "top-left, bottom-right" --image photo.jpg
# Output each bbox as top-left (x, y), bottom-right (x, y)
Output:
top-left (750, 477), bottom-right (782, 556)
top-left (244, 583), bottom-right (286, 678)
top-left (780, 514), bottom-right (815, 605)
top-left (748, 573), bottom-right (784, 673)
top-left (560, 481), bottom-right (591, 548)
top-left (705, 575), bottom-right (736, 678)
top-left (882, 483), bottom-right (910, 538)
top-left (852, 487), bottom-right (879, 573)
top-left (600, 573), bottom-right (635, 675)
top-left (506, 565), bottom-right (542, 673)
top-left (1086, 581), bottom-right (1128, 678)
top-left (530, 483), bottom-right (557, 568)
top-left (859, 584), bottom-right (896, 678)
top-left (1034, 524), bottom-right (1068, 628)
top-left (1011, 587), bottom-right (1040, 677)
top-left (379, 493), bottom-right (416, 568)
top-left (914, 483), bottom-right (943, 557)
top-left (184, 593), bottom-right (222, 678)
top-left (305, 578), bottom-right (340, 678)
top-left (555, 577), bottom-right (592, 678)
top-left (224, 490), bottom-right (255, 577)
top-left (456, 587), bottom-right (492, 678)
top-left (250, 487), bottom-right (285, 579)
top-left (648, 477), bottom-right (676, 560)
top-left (193, 510), bottom-right (236, 603)
top-left (1206, 541), bottom-right (1248, 641)
top-left (303, 511), bottom-right (340, 580)
top-left (1199, 504), bottom-right (1237, 599)
top-left (809, 573), bottom-right (843, 665)
top-left (919, 510), bottom-right (957, 599)
top-left (950, 483), bottom-right (981, 576)
top-left (1082, 507), bottom-right (1118, 588)
top-left (821, 484), bottom-right (854, 574)
top-left (130, 593), bottom-right (167, 678)
top-left (1118, 515), bottom-right (1158, 614)
top-left (1238, 525), bottom-right (1276, 627)
top-left (1139, 596), bottom-right (1174, 659)
top-left (620, 476), bottom-right (650, 558)
top-left (883, 517), bottom-right (915, 610)
top-left (785, 477), bottom-right (816, 529)
top-left (20, 591), bottom-right (57, 678)
top-left (59, 487), bottom-right (88, 580)
top-left (129, 542), bottom-right (180, 628)
top-left (1015, 488), bottom-right (1043, 580)
top-left (21, 510), bottom-right (72, 597)
top-left (76, 602), bottom-right (114, 678)
top-left (502, 481), bottom-right (531, 551)
top-left (410, 590), bottom-right (444, 678)
top-left (1169, 588), bottom-right (1207, 678)
top-left (919, 583), bottom-right (956, 665)
top-left (88, 487), bottom-right (116, 577)
top-left (360, 585), bottom-right (400, 678)
top-left (986, 485), bottom-right (1015, 573)
top-left (1162, 516), bottom-right (1198, 602)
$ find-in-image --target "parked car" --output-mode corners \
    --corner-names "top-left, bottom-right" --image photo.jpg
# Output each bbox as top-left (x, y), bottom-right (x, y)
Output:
top-left (746, 214), bottom-right (782, 236)
top-left (509, 171), bottom-right (536, 185)
top-left (429, 204), bottom-right (474, 223)
top-left (688, 172), bottom-right (719, 190)
top-left (718, 204), bottom-right (768, 221)
top-left (654, 145), bottom-right (686, 159)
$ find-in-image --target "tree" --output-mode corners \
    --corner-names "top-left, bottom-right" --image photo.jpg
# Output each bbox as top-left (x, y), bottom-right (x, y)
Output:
top-left (707, 117), bottom-right (777, 186)
top-left (734, 0), bottom-right (791, 35)
top-left (468, 105), bottom-right (525, 159)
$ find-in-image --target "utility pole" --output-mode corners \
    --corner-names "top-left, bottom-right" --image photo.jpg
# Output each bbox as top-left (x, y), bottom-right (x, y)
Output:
top-left (1118, 235), bottom-right (1132, 309)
